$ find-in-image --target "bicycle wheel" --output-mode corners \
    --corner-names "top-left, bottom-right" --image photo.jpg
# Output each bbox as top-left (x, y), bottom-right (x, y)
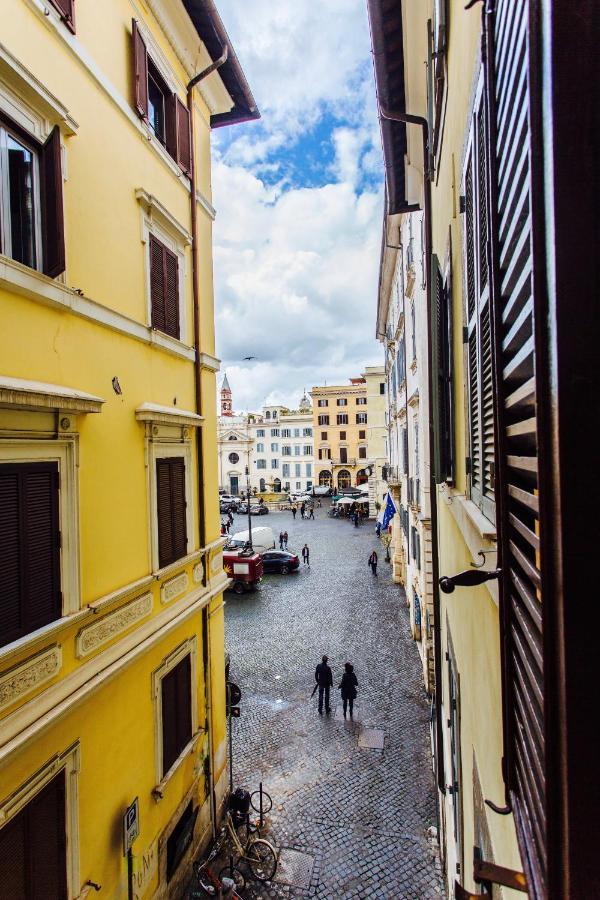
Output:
top-left (245, 838), bottom-right (278, 882)
top-left (250, 789), bottom-right (273, 814)
top-left (218, 863), bottom-right (247, 893)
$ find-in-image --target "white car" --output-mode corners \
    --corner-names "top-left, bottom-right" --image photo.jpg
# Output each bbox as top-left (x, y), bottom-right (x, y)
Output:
top-left (289, 493), bottom-right (312, 504)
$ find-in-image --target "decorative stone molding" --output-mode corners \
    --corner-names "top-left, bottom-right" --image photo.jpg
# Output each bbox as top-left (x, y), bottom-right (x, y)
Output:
top-left (135, 189), bottom-right (192, 244)
top-left (210, 552), bottom-right (223, 575)
top-left (0, 646), bottom-right (62, 711)
top-left (135, 402), bottom-right (203, 428)
top-left (197, 351), bottom-right (220, 372)
top-left (76, 593), bottom-right (153, 657)
top-left (0, 375), bottom-right (104, 414)
top-left (192, 561), bottom-right (204, 584)
top-left (160, 572), bottom-right (189, 604)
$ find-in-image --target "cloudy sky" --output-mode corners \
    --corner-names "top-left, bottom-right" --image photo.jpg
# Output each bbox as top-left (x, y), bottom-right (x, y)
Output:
top-left (211, 0), bottom-right (385, 413)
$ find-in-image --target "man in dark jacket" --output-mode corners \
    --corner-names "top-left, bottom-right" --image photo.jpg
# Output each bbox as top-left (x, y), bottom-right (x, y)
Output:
top-left (315, 655), bottom-right (333, 714)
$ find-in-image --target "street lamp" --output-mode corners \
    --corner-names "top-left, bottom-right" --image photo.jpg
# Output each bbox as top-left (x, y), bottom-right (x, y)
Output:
top-left (245, 464), bottom-right (253, 550)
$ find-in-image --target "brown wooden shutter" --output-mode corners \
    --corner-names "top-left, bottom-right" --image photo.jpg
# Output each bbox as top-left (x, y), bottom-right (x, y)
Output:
top-left (156, 457), bottom-right (187, 568)
top-left (463, 79), bottom-right (495, 520)
top-left (149, 235), bottom-right (180, 340)
top-left (161, 654), bottom-right (192, 774)
top-left (431, 254), bottom-right (454, 483)
top-left (132, 19), bottom-right (149, 120)
top-left (484, 1), bottom-right (546, 894)
top-left (0, 463), bottom-right (60, 648)
top-left (41, 126), bottom-right (66, 279)
top-left (49, 0), bottom-right (75, 32)
top-left (175, 98), bottom-right (192, 176)
top-left (0, 771), bottom-right (66, 899)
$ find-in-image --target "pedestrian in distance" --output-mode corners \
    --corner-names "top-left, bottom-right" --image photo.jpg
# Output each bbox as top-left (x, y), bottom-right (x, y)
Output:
top-left (302, 544), bottom-right (310, 565)
top-left (283, 530), bottom-right (289, 549)
top-left (375, 520), bottom-right (382, 537)
top-left (315, 655), bottom-right (333, 715)
top-left (292, 505), bottom-right (297, 520)
top-left (308, 506), bottom-right (315, 520)
top-left (368, 550), bottom-right (378, 575)
top-left (339, 662), bottom-right (358, 718)
top-left (300, 502), bottom-right (305, 519)
top-left (354, 511), bottom-right (359, 528)
top-left (279, 531), bottom-right (284, 550)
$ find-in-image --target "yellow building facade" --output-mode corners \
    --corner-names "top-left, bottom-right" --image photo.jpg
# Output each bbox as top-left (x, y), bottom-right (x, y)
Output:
top-left (310, 379), bottom-right (372, 491)
top-left (0, 2), bottom-right (256, 897)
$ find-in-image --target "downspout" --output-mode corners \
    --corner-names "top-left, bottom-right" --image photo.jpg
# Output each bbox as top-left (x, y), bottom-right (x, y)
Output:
top-left (380, 107), bottom-right (446, 797)
top-left (187, 44), bottom-right (229, 839)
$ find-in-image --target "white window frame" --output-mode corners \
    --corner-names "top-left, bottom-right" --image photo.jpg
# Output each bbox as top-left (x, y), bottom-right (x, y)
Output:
top-left (0, 122), bottom-right (43, 271)
top-left (0, 438), bottom-right (81, 645)
top-left (152, 638), bottom-right (199, 787)
top-left (146, 437), bottom-right (195, 575)
top-left (0, 742), bottom-right (81, 899)
top-left (137, 190), bottom-right (191, 345)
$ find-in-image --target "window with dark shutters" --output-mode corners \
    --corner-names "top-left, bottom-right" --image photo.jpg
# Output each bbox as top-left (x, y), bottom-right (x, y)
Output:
top-left (431, 254), bottom-right (454, 483)
top-left (41, 126), bottom-right (66, 278)
top-left (149, 234), bottom-right (180, 339)
top-left (402, 428), bottom-right (409, 475)
top-left (462, 75), bottom-right (495, 521)
top-left (161, 654), bottom-right (192, 774)
top-left (132, 20), bottom-right (192, 176)
top-left (0, 462), bottom-right (61, 648)
top-left (484, 2), bottom-right (547, 894)
top-left (156, 457), bottom-right (187, 569)
top-left (49, 0), bottom-right (75, 32)
top-left (0, 770), bottom-right (67, 899)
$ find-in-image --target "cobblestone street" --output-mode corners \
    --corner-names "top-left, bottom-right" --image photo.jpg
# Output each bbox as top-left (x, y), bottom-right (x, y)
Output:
top-left (223, 506), bottom-right (443, 899)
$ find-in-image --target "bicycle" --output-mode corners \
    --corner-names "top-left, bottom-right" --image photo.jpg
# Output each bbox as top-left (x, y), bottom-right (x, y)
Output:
top-left (192, 842), bottom-right (246, 897)
top-left (222, 809), bottom-right (278, 882)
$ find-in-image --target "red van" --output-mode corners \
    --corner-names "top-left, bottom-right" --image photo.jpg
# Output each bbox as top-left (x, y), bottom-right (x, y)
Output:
top-left (223, 547), bottom-right (263, 595)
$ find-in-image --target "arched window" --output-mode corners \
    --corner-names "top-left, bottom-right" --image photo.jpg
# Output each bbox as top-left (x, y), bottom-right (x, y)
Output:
top-left (337, 469), bottom-right (351, 489)
top-left (319, 470), bottom-right (332, 486)
top-left (356, 468), bottom-right (368, 485)
top-left (272, 478), bottom-right (281, 492)
top-left (228, 435), bottom-right (237, 441)
top-left (259, 478), bottom-right (266, 492)
top-left (265, 411), bottom-right (271, 419)
top-left (228, 452), bottom-right (240, 464)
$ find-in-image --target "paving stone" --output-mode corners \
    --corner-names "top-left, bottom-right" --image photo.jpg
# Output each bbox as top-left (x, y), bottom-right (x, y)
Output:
top-left (194, 506), bottom-right (443, 899)
top-left (358, 727), bottom-right (386, 750)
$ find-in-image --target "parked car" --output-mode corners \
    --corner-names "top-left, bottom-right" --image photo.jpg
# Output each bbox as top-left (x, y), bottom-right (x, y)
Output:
top-left (250, 504), bottom-right (269, 515)
top-left (223, 548), bottom-right (263, 594)
top-left (262, 550), bottom-right (300, 574)
top-left (220, 500), bottom-right (238, 514)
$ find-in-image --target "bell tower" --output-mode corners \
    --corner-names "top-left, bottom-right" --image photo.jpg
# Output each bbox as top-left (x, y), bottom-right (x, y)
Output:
top-left (220, 373), bottom-right (233, 417)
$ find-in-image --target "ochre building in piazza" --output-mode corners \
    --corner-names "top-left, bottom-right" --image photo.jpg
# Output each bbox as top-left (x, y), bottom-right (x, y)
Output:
top-left (0, 1), bottom-right (257, 897)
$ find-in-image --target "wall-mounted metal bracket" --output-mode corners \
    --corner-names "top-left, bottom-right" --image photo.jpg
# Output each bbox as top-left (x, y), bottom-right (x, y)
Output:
top-left (484, 797), bottom-right (512, 815)
top-left (439, 568), bottom-right (502, 594)
top-left (470, 549), bottom-right (498, 569)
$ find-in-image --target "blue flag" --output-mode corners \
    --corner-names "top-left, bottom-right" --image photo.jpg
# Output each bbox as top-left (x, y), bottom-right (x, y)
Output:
top-left (381, 492), bottom-right (396, 530)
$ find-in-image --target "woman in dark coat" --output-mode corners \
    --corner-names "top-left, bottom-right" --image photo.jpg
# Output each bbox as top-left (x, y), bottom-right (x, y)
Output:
top-left (339, 662), bottom-right (358, 718)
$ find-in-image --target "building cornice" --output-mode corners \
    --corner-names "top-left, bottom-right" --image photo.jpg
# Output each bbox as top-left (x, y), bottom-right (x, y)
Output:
top-left (0, 375), bottom-right (104, 414)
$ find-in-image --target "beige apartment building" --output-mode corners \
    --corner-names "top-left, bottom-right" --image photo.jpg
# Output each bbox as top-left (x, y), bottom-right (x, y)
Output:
top-left (311, 377), bottom-right (373, 491)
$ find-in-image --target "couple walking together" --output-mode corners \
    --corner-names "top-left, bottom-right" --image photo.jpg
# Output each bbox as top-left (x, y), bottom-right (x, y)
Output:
top-left (314, 655), bottom-right (358, 719)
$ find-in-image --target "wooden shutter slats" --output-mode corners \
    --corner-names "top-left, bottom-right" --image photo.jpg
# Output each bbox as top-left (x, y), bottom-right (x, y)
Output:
top-left (506, 417), bottom-right (536, 439)
top-left (497, 105), bottom-right (528, 203)
top-left (156, 457), bottom-right (186, 569)
top-left (170, 457), bottom-right (187, 562)
top-left (161, 655), bottom-right (192, 775)
top-left (175, 98), bottom-right (192, 177)
top-left (508, 483), bottom-right (538, 513)
top-left (164, 248), bottom-right (179, 339)
top-left (465, 158), bottom-right (476, 319)
top-left (502, 298), bottom-right (532, 353)
top-left (513, 741), bottom-right (545, 854)
top-left (0, 471), bottom-right (21, 642)
top-left (505, 377), bottom-right (535, 413)
top-left (513, 699), bottom-right (544, 809)
top-left (501, 257), bottom-right (532, 329)
top-left (132, 19), bottom-right (149, 120)
top-left (503, 334), bottom-right (534, 383)
top-left (509, 538), bottom-right (541, 588)
top-left (496, 15), bottom-right (526, 126)
top-left (29, 771), bottom-right (67, 898)
top-left (509, 568), bottom-right (542, 632)
top-left (0, 810), bottom-right (27, 896)
top-left (149, 235), bottom-right (180, 340)
top-left (41, 126), bottom-right (66, 279)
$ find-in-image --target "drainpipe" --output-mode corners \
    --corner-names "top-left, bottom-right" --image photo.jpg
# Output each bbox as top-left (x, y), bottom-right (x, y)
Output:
top-left (187, 44), bottom-right (229, 839)
top-left (380, 107), bottom-right (446, 797)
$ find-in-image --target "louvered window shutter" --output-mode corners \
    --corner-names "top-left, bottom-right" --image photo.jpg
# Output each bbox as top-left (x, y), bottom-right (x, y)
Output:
top-left (149, 235), bottom-right (180, 339)
top-left (484, 2), bottom-right (547, 893)
top-left (156, 457), bottom-right (187, 569)
top-left (161, 655), bottom-right (192, 774)
top-left (402, 428), bottom-right (409, 475)
top-left (431, 254), bottom-right (454, 484)
top-left (175, 98), bottom-right (192, 176)
top-left (49, 0), bottom-right (75, 32)
top-left (132, 19), bottom-right (149, 119)
top-left (0, 463), bottom-right (61, 648)
top-left (463, 78), bottom-right (495, 520)
top-left (41, 126), bottom-right (66, 278)
top-left (164, 248), bottom-right (180, 339)
top-left (29, 772), bottom-right (67, 898)
top-left (0, 805), bottom-right (27, 896)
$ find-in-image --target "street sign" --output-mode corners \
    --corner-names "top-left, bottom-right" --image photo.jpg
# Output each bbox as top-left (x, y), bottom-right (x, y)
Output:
top-left (230, 706), bottom-right (241, 718)
top-left (227, 681), bottom-right (241, 707)
top-left (123, 797), bottom-right (139, 855)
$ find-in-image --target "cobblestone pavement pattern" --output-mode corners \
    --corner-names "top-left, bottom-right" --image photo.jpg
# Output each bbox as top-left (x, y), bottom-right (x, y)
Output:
top-left (210, 506), bottom-right (442, 899)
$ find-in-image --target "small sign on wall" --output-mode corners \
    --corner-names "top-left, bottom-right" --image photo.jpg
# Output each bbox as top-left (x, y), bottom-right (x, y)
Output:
top-left (124, 797), bottom-right (140, 855)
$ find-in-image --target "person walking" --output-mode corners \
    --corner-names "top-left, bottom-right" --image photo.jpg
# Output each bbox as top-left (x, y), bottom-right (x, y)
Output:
top-left (308, 506), bottom-right (315, 520)
top-left (283, 530), bottom-right (289, 549)
top-left (292, 505), bottom-right (297, 520)
top-left (317, 498), bottom-right (322, 508)
top-left (375, 520), bottom-right (381, 537)
top-left (300, 502), bottom-right (305, 519)
top-left (354, 511), bottom-right (359, 528)
top-left (302, 544), bottom-right (310, 565)
top-left (339, 662), bottom-right (358, 718)
top-left (315, 655), bottom-right (333, 715)
top-left (279, 531), bottom-right (284, 550)
top-left (368, 550), bottom-right (378, 575)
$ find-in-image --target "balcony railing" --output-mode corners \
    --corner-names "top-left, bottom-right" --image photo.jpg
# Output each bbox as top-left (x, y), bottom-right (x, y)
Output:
top-left (382, 464), bottom-right (401, 486)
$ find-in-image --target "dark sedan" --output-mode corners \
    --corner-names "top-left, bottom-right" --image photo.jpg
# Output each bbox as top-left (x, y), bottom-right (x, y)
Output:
top-left (262, 550), bottom-right (300, 574)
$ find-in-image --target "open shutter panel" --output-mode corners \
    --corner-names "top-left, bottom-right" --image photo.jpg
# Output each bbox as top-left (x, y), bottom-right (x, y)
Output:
top-left (49, 0), bottom-right (75, 32)
top-left (485, 0), bottom-right (546, 894)
top-left (175, 98), bottom-right (192, 177)
top-left (150, 235), bottom-right (166, 333)
top-left (169, 457), bottom-right (187, 562)
top-left (41, 126), bottom-right (65, 279)
top-left (402, 428), bottom-right (409, 475)
top-left (464, 146), bottom-right (481, 496)
top-left (29, 772), bottom-right (67, 899)
top-left (175, 653), bottom-right (192, 751)
top-left (156, 458), bottom-right (174, 568)
top-left (164, 248), bottom-right (180, 340)
top-left (0, 803), bottom-right (27, 897)
top-left (22, 464), bottom-right (61, 634)
top-left (0, 467), bottom-right (21, 646)
top-left (161, 665), bottom-right (178, 773)
top-left (132, 19), bottom-right (149, 120)
top-left (431, 254), bottom-right (443, 483)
